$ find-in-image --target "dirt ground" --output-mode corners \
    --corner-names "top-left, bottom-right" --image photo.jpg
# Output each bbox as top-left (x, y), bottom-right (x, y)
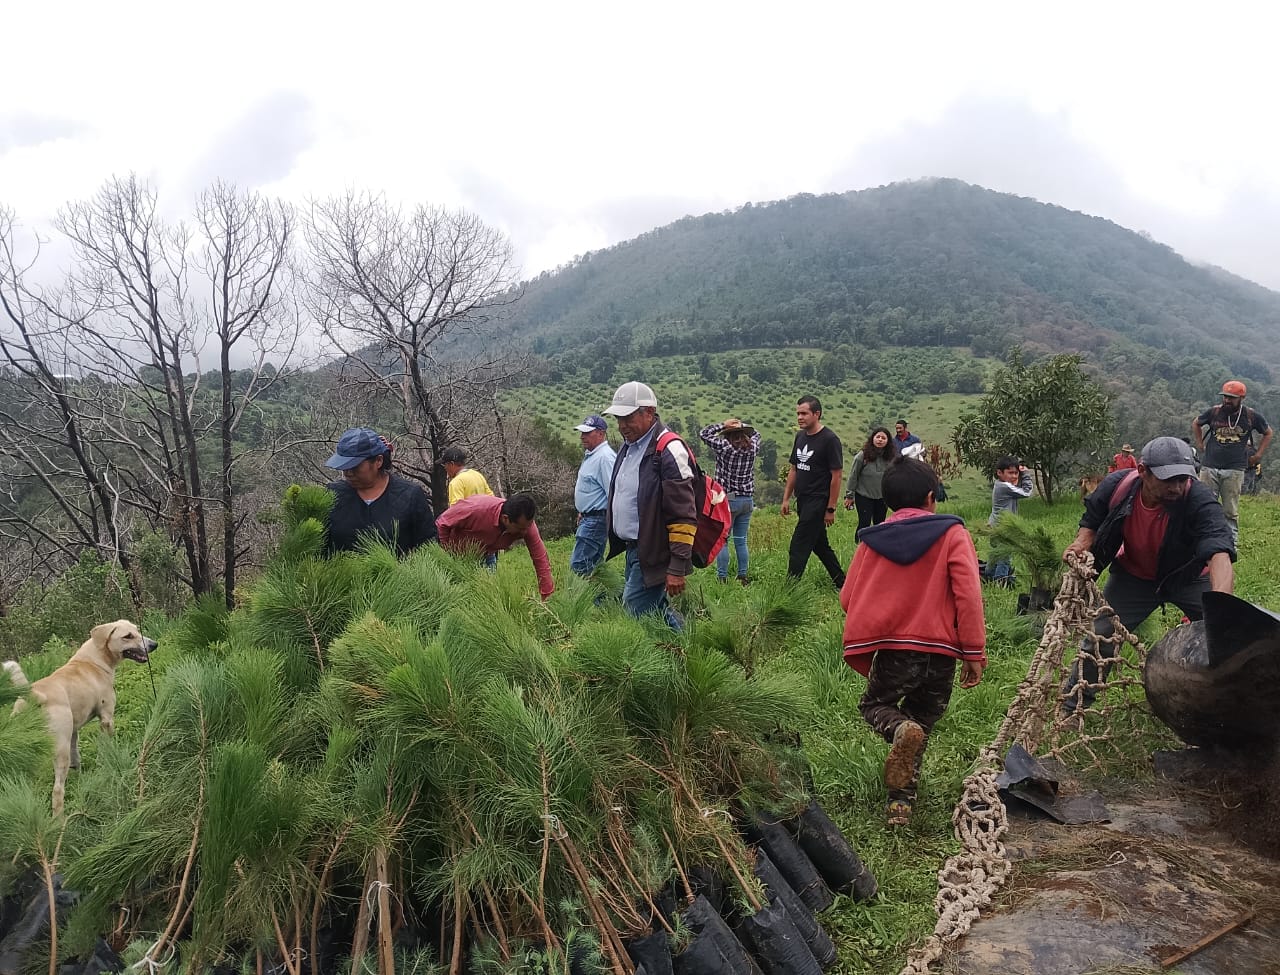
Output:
top-left (940, 753), bottom-right (1280, 975)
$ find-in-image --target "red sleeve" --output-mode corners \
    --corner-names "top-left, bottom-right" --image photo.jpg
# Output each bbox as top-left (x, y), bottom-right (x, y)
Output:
top-left (948, 527), bottom-right (987, 657)
top-left (839, 546), bottom-right (863, 612)
top-left (524, 522), bottom-right (555, 599)
top-left (436, 509), bottom-right (457, 549)
top-left (436, 502), bottom-right (480, 555)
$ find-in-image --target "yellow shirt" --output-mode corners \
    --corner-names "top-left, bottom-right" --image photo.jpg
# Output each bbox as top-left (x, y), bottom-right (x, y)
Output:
top-left (448, 467), bottom-right (494, 506)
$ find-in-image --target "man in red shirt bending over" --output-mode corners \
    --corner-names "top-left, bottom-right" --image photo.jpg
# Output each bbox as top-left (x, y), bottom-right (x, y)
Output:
top-left (1062, 437), bottom-right (1234, 712)
top-left (436, 492), bottom-right (555, 600)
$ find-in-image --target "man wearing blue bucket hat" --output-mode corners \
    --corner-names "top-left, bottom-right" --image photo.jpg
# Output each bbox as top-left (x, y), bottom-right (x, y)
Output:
top-left (324, 427), bottom-right (437, 555)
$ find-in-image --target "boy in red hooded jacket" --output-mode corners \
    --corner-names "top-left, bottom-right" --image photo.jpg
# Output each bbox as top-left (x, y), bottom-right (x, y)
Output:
top-left (840, 457), bottom-right (986, 825)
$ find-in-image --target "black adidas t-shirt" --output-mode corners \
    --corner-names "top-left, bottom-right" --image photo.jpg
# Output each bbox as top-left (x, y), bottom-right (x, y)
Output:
top-left (790, 426), bottom-right (843, 500)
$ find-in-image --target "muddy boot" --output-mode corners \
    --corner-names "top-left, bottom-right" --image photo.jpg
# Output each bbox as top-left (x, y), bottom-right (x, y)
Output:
top-left (884, 720), bottom-right (925, 792)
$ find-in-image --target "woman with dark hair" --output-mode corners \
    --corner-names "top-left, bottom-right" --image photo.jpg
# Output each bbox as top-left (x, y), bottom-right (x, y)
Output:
top-left (324, 427), bottom-right (437, 555)
top-left (843, 426), bottom-right (898, 535)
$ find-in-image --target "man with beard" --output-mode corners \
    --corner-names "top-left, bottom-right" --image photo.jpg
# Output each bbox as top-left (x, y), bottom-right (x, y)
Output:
top-left (1061, 436), bottom-right (1235, 711)
top-left (1192, 379), bottom-right (1272, 546)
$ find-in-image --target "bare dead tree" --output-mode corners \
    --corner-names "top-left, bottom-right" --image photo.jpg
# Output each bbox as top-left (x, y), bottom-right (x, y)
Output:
top-left (195, 181), bottom-right (299, 608)
top-left (0, 207), bottom-right (142, 598)
top-left (304, 192), bottom-right (524, 510)
top-left (0, 178), bottom-right (301, 608)
top-left (56, 175), bottom-right (215, 594)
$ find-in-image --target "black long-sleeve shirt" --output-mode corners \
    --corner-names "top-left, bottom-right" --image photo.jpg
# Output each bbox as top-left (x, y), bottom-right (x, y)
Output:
top-left (325, 474), bottom-right (438, 556)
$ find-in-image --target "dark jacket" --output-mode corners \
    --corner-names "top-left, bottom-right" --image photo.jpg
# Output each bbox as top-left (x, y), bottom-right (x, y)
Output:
top-left (606, 421), bottom-right (697, 587)
top-left (1082, 470), bottom-right (1234, 593)
top-left (326, 474), bottom-right (438, 556)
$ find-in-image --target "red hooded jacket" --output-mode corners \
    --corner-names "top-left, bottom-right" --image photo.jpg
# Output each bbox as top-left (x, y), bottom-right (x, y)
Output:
top-left (840, 508), bottom-right (986, 676)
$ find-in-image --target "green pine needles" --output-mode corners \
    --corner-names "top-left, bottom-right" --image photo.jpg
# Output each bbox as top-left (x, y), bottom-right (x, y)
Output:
top-left (0, 488), bottom-right (815, 975)
top-left (989, 512), bottom-right (1065, 593)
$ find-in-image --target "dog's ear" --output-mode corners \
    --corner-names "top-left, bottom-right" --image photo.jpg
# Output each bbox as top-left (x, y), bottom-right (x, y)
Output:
top-left (90, 623), bottom-right (119, 646)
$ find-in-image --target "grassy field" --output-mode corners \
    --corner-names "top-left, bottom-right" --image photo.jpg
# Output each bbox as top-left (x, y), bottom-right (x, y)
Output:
top-left (456, 488), bottom-right (1280, 973)
top-left (13, 480), bottom-right (1280, 974)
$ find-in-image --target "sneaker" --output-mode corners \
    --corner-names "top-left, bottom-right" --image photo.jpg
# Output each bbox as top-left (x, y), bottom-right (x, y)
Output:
top-left (738, 576), bottom-right (751, 587)
top-left (884, 721), bottom-right (925, 792)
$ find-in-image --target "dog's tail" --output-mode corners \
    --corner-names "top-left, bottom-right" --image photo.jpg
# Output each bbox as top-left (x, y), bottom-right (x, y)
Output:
top-left (3, 659), bottom-right (29, 689)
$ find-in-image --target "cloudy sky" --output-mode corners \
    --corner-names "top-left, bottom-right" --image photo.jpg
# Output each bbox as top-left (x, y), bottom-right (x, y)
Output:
top-left (4, 0), bottom-right (1278, 289)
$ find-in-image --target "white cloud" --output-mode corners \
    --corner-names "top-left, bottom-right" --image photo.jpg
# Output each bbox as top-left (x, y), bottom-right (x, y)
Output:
top-left (2, 0), bottom-right (1277, 286)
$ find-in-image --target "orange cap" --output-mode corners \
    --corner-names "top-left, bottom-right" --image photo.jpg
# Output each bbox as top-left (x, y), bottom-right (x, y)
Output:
top-left (1222, 380), bottom-right (1247, 398)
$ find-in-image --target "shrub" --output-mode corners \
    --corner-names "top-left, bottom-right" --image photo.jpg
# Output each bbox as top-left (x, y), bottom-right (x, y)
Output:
top-left (0, 551), bottom-right (137, 660)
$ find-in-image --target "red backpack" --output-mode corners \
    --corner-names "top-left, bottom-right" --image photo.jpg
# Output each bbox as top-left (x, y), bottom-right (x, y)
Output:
top-left (654, 431), bottom-right (733, 568)
top-left (1107, 470), bottom-right (1141, 510)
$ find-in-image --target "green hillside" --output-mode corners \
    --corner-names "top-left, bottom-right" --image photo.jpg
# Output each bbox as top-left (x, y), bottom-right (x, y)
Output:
top-left (505, 179), bottom-right (1280, 398)
top-left (499, 180), bottom-right (1280, 469)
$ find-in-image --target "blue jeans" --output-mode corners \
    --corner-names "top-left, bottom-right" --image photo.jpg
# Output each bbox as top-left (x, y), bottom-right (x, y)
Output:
top-left (715, 495), bottom-right (753, 580)
top-left (991, 557), bottom-right (1013, 583)
top-left (622, 546), bottom-right (684, 631)
top-left (570, 513), bottom-right (607, 576)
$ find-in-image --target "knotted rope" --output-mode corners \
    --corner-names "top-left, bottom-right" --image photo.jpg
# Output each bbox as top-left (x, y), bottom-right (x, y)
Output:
top-left (896, 552), bottom-right (1144, 975)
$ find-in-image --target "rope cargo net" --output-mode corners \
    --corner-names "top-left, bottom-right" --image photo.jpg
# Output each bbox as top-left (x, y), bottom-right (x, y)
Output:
top-left (896, 551), bottom-right (1173, 975)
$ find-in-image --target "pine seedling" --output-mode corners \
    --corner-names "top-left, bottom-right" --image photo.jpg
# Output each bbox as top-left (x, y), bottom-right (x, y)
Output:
top-left (280, 483), bottom-right (336, 530)
top-left (355, 545), bottom-right (459, 638)
top-left (0, 691), bottom-right (52, 782)
top-left (689, 580), bottom-right (815, 675)
top-left (243, 554), bottom-right (365, 688)
top-left (191, 739), bottom-right (310, 947)
top-left (0, 782), bottom-right (68, 975)
top-left (989, 512), bottom-right (1064, 592)
top-left (223, 647), bottom-right (303, 759)
top-left (436, 588), bottom-right (559, 696)
top-left (160, 592), bottom-right (231, 656)
top-left (564, 617), bottom-right (682, 729)
top-left (327, 613), bottom-right (421, 697)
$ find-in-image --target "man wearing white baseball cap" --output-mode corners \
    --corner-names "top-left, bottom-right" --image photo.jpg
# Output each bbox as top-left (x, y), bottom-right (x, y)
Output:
top-left (601, 381), bottom-right (696, 630)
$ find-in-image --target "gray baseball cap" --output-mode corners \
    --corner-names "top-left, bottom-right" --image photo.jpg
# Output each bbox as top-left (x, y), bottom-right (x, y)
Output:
top-left (1140, 437), bottom-right (1197, 480)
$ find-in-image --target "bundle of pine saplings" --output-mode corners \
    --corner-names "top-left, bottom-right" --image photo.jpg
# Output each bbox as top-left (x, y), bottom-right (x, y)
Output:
top-left (0, 486), bottom-right (875, 975)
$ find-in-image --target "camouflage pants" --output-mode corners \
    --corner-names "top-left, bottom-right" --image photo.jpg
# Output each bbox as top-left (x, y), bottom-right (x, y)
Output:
top-left (860, 650), bottom-right (958, 801)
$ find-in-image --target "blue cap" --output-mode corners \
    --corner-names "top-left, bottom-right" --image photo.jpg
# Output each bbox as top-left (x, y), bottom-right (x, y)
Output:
top-left (326, 427), bottom-right (388, 470)
top-left (574, 414), bottom-right (608, 432)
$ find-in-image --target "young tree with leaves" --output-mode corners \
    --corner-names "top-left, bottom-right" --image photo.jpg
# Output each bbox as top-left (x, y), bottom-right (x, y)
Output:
top-left (952, 349), bottom-right (1113, 503)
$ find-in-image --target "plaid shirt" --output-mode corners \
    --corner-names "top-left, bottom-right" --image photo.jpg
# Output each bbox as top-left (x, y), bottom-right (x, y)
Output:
top-left (699, 423), bottom-right (762, 496)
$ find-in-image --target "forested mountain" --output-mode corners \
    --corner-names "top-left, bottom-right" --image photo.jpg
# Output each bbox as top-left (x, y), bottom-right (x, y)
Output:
top-left (507, 179), bottom-right (1280, 385)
